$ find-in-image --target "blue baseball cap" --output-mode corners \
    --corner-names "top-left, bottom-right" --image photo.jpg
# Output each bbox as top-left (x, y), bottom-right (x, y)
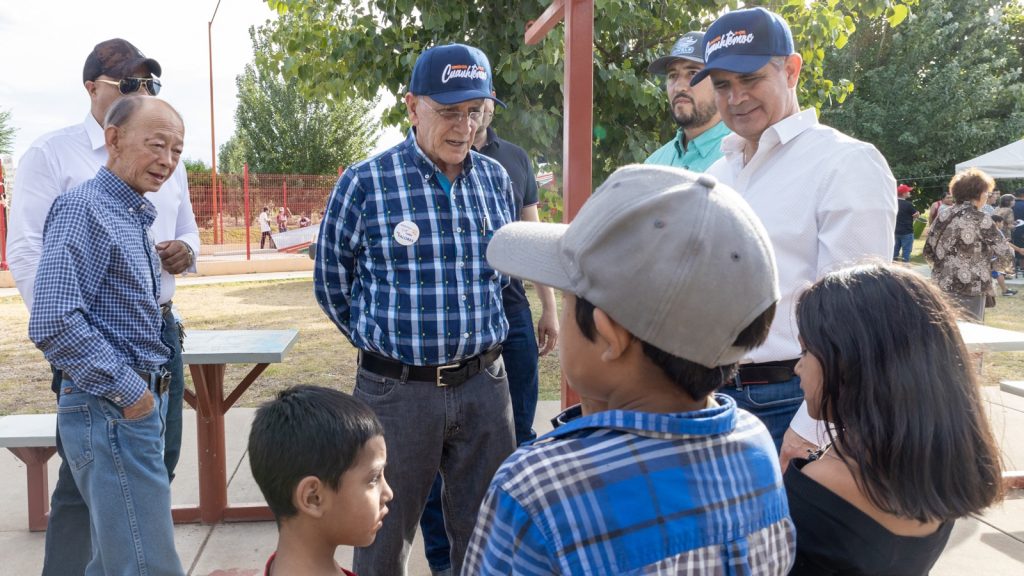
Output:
top-left (648, 31), bottom-right (705, 74)
top-left (691, 7), bottom-right (794, 86)
top-left (409, 44), bottom-right (506, 108)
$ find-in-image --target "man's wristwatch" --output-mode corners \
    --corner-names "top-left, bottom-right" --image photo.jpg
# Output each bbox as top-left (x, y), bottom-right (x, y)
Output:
top-left (181, 241), bottom-right (195, 268)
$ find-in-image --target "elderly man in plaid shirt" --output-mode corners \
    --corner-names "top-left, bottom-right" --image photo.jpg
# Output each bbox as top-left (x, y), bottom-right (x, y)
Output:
top-left (465, 164), bottom-right (795, 575)
top-left (314, 43), bottom-right (516, 576)
top-left (29, 96), bottom-right (186, 575)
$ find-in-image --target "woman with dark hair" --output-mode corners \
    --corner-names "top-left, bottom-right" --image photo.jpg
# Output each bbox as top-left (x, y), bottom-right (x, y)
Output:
top-left (786, 264), bottom-right (1003, 576)
top-left (923, 168), bottom-right (1013, 321)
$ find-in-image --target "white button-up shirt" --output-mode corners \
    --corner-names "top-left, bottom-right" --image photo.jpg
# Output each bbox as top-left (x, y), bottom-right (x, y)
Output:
top-left (7, 113), bottom-right (199, 310)
top-left (708, 109), bottom-right (897, 442)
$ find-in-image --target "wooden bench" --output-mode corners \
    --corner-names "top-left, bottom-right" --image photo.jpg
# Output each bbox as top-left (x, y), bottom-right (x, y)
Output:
top-left (999, 381), bottom-right (1024, 492)
top-left (0, 414), bottom-right (57, 531)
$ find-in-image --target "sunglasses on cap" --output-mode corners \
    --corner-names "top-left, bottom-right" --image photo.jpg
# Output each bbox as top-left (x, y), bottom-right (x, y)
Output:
top-left (95, 77), bottom-right (162, 96)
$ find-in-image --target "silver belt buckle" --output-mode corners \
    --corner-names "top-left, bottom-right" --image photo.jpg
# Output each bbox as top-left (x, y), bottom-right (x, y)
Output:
top-left (435, 363), bottom-right (460, 387)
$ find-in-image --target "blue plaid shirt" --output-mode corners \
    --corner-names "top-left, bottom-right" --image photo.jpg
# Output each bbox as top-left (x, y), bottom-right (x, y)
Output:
top-left (314, 130), bottom-right (514, 365)
top-left (28, 167), bottom-right (169, 408)
top-left (463, 395), bottom-right (796, 575)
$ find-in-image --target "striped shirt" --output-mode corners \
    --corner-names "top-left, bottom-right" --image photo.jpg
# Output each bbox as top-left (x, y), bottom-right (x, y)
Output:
top-left (28, 167), bottom-right (170, 408)
top-left (462, 395), bottom-right (795, 575)
top-left (314, 130), bottom-right (514, 366)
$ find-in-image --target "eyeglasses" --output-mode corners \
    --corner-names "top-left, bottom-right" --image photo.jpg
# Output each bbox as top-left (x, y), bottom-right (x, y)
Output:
top-left (96, 77), bottom-right (162, 96)
top-left (418, 99), bottom-right (484, 124)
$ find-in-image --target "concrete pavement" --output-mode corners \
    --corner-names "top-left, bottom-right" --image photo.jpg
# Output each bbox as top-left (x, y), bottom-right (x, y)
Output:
top-left (1, 392), bottom-right (1023, 574)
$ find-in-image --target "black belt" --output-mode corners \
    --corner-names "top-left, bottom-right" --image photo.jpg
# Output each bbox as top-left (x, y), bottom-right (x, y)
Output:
top-left (58, 367), bottom-right (170, 395)
top-left (135, 368), bottom-right (171, 395)
top-left (359, 346), bottom-right (503, 387)
top-left (160, 300), bottom-right (173, 317)
top-left (737, 359), bottom-right (799, 385)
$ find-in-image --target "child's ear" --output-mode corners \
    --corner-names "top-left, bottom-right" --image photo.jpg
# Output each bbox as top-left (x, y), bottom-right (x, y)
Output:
top-left (293, 475), bottom-right (327, 518)
top-left (592, 308), bottom-right (633, 362)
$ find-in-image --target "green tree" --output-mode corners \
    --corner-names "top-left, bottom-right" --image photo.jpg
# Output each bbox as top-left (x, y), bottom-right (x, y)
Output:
top-left (232, 27), bottom-right (380, 174)
top-left (821, 0), bottom-right (1024, 204)
top-left (218, 135), bottom-right (248, 175)
top-left (0, 108), bottom-right (16, 156)
top-left (183, 157), bottom-right (211, 173)
top-left (259, 0), bottom-right (914, 185)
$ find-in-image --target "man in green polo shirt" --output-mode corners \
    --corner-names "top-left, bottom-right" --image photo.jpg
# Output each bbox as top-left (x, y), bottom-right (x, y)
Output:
top-left (646, 31), bottom-right (730, 171)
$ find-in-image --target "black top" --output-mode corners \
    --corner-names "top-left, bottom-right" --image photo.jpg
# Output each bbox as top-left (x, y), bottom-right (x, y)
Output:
top-left (785, 458), bottom-right (953, 576)
top-left (476, 127), bottom-right (540, 314)
top-left (895, 198), bottom-right (918, 235)
top-left (1013, 199), bottom-right (1024, 222)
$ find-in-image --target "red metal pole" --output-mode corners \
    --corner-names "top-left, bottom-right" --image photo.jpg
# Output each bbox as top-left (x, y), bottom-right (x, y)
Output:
top-left (0, 157), bottom-right (7, 270)
top-left (282, 179), bottom-right (288, 214)
top-left (208, 17), bottom-right (220, 245)
top-left (557, 0), bottom-right (594, 408)
top-left (244, 163), bottom-right (251, 260)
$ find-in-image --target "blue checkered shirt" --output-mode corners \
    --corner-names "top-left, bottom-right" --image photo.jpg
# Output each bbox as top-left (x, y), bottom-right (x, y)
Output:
top-left (28, 167), bottom-right (169, 408)
top-left (314, 130), bottom-right (514, 365)
top-left (462, 395), bottom-right (796, 575)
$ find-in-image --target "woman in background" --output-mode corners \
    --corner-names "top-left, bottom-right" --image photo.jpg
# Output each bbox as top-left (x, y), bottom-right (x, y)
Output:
top-left (787, 264), bottom-right (1003, 576)
top-left (923, 168), bottom-right (1012, 321)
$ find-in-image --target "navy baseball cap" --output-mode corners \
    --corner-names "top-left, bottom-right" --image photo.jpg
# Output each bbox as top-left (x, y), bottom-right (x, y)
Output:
top-left (691, 7), bottom-right (794, 86)
top-left (648, 32), bottom-right (705, 74)
top-left (409, 44), bottom-right (506, 108)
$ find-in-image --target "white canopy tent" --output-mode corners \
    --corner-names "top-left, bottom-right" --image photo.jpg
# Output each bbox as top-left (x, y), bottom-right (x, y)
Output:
top-left (956, 140), bottom-right (1024, 178)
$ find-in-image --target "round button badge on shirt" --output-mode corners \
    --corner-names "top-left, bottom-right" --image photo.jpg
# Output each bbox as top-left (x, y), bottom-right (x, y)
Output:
top-left (394, 221), bottom-right (420, 246)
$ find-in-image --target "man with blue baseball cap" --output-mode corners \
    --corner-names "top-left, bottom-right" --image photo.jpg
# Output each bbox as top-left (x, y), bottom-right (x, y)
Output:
top-left (696, 7), bottom-right (896, 464)
top-left (314, 43), bottom-right (517, 575)
top-left (646, 31), bottom-right (730, 171)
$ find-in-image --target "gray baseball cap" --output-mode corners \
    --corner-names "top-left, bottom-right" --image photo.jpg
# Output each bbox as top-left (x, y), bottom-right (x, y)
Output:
top-left (648, 32), bottom-right (706, 74)
top-left (486, 164), bottom-right (779, 368)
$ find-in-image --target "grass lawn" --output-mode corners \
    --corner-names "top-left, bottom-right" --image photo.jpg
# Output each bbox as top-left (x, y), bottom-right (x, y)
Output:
top-left (0, 279), bottom-right (564, 415)
top-left (3, 272), bottom-right (1023, 416)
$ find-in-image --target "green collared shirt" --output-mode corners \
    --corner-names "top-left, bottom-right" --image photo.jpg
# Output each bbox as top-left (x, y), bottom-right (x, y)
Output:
top-left (645, 121), bottom-right (731, 172)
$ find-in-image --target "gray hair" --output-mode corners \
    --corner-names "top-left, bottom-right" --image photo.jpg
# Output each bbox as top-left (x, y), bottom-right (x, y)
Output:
top-left (104, 95), bottom-right (183, 129)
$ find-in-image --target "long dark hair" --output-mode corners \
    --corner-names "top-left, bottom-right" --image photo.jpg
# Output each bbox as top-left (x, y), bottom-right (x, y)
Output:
top-left (796, 264), bottom-right (1002, 522)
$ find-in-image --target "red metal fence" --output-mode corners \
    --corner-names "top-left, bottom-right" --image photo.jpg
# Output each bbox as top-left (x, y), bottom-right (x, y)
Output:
top-left (1, 157), bottom-right (8, 270)
top-left (188, 167), bottom-right (340, 259)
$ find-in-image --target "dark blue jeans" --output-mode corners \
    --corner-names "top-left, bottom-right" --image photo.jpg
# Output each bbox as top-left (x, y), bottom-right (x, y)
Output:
top-left (894, 232), bottom-right (914, 263)
top-left (419, 306), bottom-right (539, 571)
top-left (351, 360), bottom-right (515, 576)
top-left (42, 310), bottom-right (184, 575)
top-left (163, 312), bottom-right (185, 481)
top-left (718, 375), bottom-right (803, 452)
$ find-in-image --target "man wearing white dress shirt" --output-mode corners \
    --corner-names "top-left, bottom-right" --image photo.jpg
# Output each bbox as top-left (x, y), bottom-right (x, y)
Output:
top-left (6, 38), bottom-right (198, 574)
top-left (694, 8), bottom-right (896, 463)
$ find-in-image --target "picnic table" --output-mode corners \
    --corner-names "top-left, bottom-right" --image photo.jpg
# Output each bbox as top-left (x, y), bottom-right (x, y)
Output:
top-left (957, 321), bottom-right (1024, 352)
top-left (171, 329), bottom-right (298, 525)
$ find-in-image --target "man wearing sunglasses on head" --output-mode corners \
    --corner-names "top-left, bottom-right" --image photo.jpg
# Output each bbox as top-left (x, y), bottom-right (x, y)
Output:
top-left (6, 38), bottom-right (198, 575)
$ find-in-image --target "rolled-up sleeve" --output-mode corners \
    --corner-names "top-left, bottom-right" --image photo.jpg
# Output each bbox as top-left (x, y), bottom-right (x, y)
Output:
top-left (172, 165), bottom-right (200, 272)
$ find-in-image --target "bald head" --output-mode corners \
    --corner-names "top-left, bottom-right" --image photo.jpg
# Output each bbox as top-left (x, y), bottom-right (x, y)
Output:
top-left (104, 96), bottom-right (185, 195)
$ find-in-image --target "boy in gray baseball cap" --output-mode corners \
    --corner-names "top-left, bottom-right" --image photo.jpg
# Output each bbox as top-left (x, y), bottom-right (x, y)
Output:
top-left (462, 164), bottom-right (795, 574)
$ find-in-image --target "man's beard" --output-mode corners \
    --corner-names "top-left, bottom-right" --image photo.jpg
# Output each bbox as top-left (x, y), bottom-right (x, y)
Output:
top-left (672, 97), bottom-right (717, 130)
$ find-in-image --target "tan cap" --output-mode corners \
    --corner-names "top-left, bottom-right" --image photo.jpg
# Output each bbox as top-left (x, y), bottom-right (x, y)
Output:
top-left (486, 164), bottom-right (779, 368)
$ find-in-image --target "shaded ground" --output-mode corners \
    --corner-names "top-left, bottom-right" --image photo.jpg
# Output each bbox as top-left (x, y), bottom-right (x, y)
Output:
top-left (0, 279), bottom-right (564, 414)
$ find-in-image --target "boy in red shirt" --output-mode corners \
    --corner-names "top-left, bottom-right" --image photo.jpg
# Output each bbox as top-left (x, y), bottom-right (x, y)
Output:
top-left (249, 386), bottom-right (393, 576)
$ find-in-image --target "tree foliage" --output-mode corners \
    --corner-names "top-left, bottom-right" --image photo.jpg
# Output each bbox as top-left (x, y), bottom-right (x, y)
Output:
top-left (259, 0), bottom-right (914, 185)
top-left (820, 0), bottom-right (1024, 204)
top-left (0, 108), bottom-right (15, 156)
top-left (229, 27), bottom-right (380, 175)
top-left (218, 135), bottom-right (248, 175)
top-left (183, 157), bottom-right (211, 173)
